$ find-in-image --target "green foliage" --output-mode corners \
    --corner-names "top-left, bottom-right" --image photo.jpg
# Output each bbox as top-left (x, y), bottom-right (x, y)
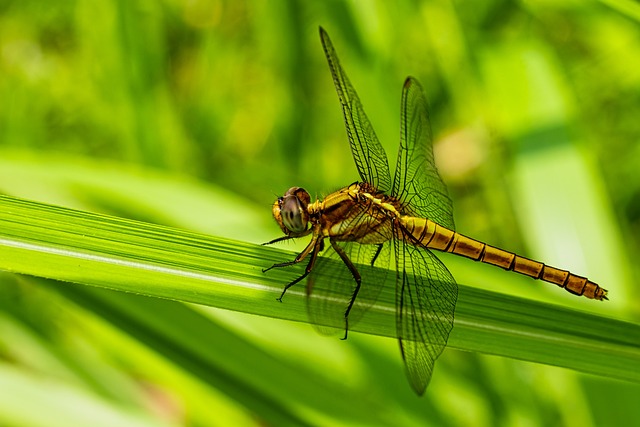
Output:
top-left (1, 1), bottom-right (640, 426)
top-left (1, 194), bottom-right (639, 379)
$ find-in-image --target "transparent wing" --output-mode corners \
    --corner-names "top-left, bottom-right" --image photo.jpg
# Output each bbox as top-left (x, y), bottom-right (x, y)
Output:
top-left (320, 27), bottom-right (392, 193)
top-left (395, 237), bottom-right (457, 395)
top-left (392, 77), bottom-right (454, 229)
top-left (307, 239), bottom-right (391, 336)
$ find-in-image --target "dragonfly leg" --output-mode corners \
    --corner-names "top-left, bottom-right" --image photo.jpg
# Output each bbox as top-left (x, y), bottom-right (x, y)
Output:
top-left (370, 243), bottom-right (384, 266)
top-left (329, 239), bottom-right (362, 340)
top-left (262, 229), bottom-right (315, 273)
top-left (262, 235), bottom-right (296, 246)
top-left (263, 257), bottom-right (300, 273)
top-left (266, 234), bottom-right (324, 302)
top-left (262, 235), bottom-right (320, 274)
top-left (276, 249), bottom-right (320, 302)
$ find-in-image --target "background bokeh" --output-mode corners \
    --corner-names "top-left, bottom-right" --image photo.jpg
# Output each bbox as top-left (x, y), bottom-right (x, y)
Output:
top-left (1, 0), bottom-right (639, 426)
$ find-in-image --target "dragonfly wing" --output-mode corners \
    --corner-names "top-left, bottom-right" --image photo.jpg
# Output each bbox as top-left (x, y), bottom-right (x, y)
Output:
top-left (307, 239), bottom-right (391, 336)
top-left (395, 238), bottom-right (457, 395)
top-left (319, 27), bottom-right (392, 193)
top-left (392, 77), bottom-right (454, 230)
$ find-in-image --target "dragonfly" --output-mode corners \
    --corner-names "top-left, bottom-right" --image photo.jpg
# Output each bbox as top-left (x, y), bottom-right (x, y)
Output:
top-left (263, 27), bottom-right (608, 395)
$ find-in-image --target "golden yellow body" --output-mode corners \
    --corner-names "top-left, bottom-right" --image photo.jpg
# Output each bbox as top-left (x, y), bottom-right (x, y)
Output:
top-left (299, 182), bottom-right (607, 301)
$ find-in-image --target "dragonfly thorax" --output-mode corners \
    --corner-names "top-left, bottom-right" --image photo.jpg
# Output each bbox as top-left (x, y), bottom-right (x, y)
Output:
top-left (272, 187), bottom-right (311, 235)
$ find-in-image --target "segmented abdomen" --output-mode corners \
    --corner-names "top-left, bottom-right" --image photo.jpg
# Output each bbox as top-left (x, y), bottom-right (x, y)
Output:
top-left (399, 216), bottom-right (607, 300)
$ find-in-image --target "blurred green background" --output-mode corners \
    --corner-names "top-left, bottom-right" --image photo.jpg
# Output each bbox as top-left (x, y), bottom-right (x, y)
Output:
top-left (1, 0), bottom-right (639, 426)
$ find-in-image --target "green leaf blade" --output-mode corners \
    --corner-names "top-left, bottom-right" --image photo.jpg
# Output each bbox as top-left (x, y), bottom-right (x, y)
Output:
top-left (1, 194), bottom-right (639, 385)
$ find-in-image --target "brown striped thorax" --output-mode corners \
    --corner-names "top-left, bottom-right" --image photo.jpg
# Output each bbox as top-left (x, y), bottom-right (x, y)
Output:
top-left (273, 183), bottom-right (397, 242)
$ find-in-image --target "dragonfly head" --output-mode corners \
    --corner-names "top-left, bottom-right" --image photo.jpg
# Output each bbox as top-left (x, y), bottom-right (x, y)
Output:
top-left (273, 187), bottom-right (311, 235)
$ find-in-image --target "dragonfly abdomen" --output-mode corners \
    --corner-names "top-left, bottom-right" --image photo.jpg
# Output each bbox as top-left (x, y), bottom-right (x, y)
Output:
top-left (400, 216), bottom-right (607, 301)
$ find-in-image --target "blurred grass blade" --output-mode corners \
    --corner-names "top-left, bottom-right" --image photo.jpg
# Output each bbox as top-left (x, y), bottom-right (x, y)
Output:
top-left (0, 363), bottom-right (175, 427)
top-left (36, 279), bottom-right (407, 426)
top-left (1, 194), bottom-right (639, 383)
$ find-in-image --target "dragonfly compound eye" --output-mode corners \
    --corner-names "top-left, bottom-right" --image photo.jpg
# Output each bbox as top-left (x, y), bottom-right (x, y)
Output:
top-left (280, 195), bottom-right (309, 233)
top-left (272, 187), bottom-right (310, 234)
